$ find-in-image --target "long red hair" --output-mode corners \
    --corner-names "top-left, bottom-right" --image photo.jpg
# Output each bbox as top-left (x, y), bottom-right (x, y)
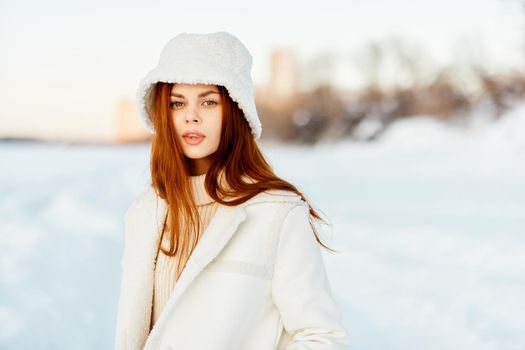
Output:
top-left (148, 82), bottom-right (335, 280)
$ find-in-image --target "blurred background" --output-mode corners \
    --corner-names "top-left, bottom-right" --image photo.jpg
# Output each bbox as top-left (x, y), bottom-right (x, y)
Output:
top-left (1, 0), bottom-right (524, 349)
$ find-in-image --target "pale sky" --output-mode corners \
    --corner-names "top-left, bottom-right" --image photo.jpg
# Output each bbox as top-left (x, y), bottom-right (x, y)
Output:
top-left (0, 0), bottom-right (523, 141)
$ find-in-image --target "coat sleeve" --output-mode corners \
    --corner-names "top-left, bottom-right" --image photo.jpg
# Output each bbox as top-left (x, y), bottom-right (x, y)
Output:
top-left (114, 204), bottom-right (134, 350)
top-left (114, 196), bottom-right (143, 350)
top-left (271, 203), bottom-right (350, 349)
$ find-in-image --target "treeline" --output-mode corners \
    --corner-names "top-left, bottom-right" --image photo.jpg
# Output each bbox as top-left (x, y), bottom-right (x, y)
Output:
top-left (256, 37), bottom-right (525, 144)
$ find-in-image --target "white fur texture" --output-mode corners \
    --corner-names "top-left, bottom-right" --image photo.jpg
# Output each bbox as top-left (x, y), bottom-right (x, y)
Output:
top-left (136, 31), bottom-right (262, 140)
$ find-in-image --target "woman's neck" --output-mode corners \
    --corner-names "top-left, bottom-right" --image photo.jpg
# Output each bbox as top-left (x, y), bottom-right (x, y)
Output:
top-left (187, 156), bottom-right (213, 176)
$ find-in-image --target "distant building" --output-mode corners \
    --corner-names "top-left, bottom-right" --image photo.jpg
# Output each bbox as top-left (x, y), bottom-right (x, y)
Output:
top-left (114, 98), bottom-right (151, 143)
top-left (267, 48), bottom-right (299, 101)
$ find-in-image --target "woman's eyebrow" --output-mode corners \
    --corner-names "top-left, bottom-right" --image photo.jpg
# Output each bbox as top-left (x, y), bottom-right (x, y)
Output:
top-left (170, 91), bottom-right (219, 98)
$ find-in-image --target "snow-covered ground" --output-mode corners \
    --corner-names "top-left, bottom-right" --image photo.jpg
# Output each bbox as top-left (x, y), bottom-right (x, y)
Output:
top-left (1, 103), bottom-right (524, 349)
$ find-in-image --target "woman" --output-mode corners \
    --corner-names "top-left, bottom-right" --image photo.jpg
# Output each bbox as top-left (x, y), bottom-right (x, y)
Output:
top-left (114, 31), bottom-right (349, 350)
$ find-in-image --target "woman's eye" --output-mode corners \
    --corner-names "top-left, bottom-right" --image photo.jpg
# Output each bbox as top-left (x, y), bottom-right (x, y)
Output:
top-left (170, 101), bottom-right (183, 109)
top-left (170, 100), bottom-right (218, 109)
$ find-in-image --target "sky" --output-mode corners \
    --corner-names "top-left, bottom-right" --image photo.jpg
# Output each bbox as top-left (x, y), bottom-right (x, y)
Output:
top-left (0, 0), bottom-right (523, 141)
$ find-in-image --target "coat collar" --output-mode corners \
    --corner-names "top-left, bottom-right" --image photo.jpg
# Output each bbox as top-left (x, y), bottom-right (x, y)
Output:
top-left (129, 186), bottom-right (301, 349)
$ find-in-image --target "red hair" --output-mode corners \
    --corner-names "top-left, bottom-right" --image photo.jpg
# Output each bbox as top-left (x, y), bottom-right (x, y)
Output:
top-left (148, 82), bottom-right (335, 280)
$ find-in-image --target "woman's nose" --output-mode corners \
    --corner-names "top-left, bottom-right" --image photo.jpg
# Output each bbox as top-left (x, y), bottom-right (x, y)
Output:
top-left (184, 108), bottom-right (201, 124)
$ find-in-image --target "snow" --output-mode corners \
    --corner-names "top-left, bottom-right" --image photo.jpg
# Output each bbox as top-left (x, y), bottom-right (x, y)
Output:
top-left (0, 103), bottom-right (524, 349)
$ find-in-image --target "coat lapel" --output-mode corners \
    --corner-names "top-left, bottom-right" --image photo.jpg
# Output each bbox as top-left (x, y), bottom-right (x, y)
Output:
top-left (122, 189), bottom-right (169, 350)
top-left (142, 195), bottom-right (248, 350)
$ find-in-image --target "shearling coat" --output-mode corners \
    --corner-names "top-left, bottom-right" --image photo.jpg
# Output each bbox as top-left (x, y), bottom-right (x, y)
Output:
top-left (114, 187), bottom-right (350, 350)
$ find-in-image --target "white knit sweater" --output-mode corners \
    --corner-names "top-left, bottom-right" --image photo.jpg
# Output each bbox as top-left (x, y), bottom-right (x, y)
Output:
top-left (150, 173), bottom-right (218, 330)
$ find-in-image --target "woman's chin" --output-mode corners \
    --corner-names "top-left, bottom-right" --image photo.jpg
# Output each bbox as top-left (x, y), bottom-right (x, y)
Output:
top-left (184, 151), bottom-right (213, 161)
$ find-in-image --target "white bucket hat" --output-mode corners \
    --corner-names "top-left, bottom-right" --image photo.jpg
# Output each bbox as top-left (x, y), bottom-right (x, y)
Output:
top-left (136, 31), bottom-right (262, 140)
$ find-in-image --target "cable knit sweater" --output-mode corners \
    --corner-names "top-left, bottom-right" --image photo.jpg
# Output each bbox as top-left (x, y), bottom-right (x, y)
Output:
top-left (150, 173), bottom-right (218, 330)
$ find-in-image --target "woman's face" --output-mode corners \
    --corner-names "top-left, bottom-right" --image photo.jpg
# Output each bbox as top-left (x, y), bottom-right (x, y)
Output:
top-left (170, 83), bottom-right (223, 174)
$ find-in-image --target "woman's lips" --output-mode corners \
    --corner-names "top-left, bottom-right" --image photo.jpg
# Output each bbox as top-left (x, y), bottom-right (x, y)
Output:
top-left (183, 134), bottom-right (205, 145)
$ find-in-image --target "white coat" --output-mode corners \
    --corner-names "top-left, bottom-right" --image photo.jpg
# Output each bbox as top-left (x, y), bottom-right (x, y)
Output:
top-left (114, 186), bottom-right (350, 350)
